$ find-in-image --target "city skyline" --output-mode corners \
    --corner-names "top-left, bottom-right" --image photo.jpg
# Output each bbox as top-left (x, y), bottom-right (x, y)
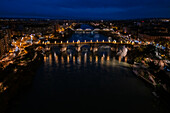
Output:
top-left (0, 0), bottom-right (170, 19)
top-left (0, 1), bottom-right (170, 112)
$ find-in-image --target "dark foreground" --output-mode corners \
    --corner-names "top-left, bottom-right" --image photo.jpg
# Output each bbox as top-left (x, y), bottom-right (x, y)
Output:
top-left (7, 52), bottom-right (170, 113)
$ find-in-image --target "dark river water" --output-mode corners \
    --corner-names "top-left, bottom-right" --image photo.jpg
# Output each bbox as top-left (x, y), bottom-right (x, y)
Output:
top-left (69, 33), bottom-right (108, 42)
top-left (8, 25), bottom-right (170, 113)
top-left (9, 53), bottom-right (170, 113)
top-left (69, 24), bottom-right (109, 42)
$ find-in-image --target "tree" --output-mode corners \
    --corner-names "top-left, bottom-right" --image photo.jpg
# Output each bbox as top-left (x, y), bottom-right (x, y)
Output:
top-left (154, 37), bottom-right (170, 48)
top-left (128, 45), bottom-right (156, 63)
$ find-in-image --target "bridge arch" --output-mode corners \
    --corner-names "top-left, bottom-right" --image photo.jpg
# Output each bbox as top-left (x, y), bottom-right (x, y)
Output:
top-left (98, 45), bottom-right (112, 55)
top-left (66, 45), bottom-right (77, 54)
top-left (80, 45), bottom-right (91, 53)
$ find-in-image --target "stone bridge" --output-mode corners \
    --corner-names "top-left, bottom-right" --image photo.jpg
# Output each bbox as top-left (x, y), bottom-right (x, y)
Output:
top-left (36, 41), bottom-right (139, 54)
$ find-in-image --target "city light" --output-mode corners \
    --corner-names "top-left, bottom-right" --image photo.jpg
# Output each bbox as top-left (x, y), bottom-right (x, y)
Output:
top-left (1, 18), bottom-right (170, 113)
top-left (77, 40), bottom-right (80, 43)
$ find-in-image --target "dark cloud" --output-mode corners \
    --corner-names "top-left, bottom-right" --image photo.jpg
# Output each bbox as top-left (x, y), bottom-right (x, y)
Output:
top-left (0, 0), bottom-right (170, 19)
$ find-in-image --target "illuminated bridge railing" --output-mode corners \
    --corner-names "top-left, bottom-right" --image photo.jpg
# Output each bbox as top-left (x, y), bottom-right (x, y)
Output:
top-left (39, 40), bottom-right (138, 45)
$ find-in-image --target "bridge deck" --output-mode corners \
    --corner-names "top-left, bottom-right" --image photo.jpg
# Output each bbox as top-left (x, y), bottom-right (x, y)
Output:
top-left (39, 42), bottom-right (138, 45)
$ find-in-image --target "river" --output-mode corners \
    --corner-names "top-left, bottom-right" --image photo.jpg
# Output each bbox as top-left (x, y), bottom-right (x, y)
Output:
top-left (7, 25), bottom-right (170, 113)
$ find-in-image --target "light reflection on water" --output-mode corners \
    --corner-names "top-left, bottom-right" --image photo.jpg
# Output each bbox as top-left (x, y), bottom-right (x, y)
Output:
top-left (44, 52), bottom-right (132, 73)
top-left (73, 56), bottom-right (75, 65)
top-left (44, 52), bottom-right (122, 66)
top-left (8, 51), bottom-right (170, 113)
top-left (54, 52), bottom-right (58, 64)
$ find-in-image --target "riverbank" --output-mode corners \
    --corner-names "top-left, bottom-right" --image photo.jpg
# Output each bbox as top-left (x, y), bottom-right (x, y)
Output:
top-left (0, 46), bottom-right (44, 113)
top-left (130, 60), bottom-right (170, 100)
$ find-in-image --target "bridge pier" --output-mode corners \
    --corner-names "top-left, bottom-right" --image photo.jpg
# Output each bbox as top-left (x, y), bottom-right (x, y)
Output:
top-left (125, 56), bottom-right (128, 63)
top-left (116, 47), bottom-right (119, 52)
top-left (77, 46), bottom-right (81, 52)
top-left (119, 56), bottom-right (121, 63)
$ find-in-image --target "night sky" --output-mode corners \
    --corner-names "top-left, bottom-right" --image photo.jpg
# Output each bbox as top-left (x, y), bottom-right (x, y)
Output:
top-left (0, 0), bottom-right (170, 19)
